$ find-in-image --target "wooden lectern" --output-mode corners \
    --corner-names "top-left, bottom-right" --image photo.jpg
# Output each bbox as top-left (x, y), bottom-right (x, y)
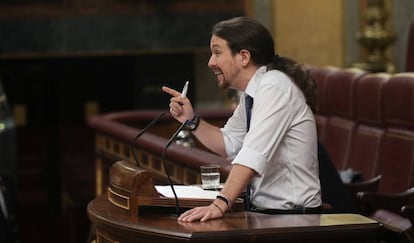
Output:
top-left (107, 160), bottom-right (243, 217)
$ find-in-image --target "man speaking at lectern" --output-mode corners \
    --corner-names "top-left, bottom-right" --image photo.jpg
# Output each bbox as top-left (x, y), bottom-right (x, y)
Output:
top-left (162, 16), bottom-right (322, 222)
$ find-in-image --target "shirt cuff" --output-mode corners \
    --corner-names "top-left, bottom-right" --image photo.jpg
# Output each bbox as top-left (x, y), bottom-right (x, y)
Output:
top-left (231, 146), bottom-right (267, 176)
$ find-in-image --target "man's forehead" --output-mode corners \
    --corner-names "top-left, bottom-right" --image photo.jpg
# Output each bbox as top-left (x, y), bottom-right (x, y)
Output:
top-left (210, 36), bottom-right (227, 48)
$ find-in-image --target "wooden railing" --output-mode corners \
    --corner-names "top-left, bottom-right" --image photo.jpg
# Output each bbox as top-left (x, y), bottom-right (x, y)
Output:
top-left (87, 109), bottom-right (233, 195)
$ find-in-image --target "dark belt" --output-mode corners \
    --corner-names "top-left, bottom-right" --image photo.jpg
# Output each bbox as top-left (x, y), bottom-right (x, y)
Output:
top-left (250, 205), bottom-right (323, 215)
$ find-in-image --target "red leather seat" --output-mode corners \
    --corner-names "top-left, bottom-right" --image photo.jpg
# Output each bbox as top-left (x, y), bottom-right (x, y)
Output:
top-left (308, 65), bottom-right (339, 143)
top-left (347, 73), bottom-right (390, 181)
top-left (383, 73), bottom-right (414, 130)
top-left (379, 129), bottom-right (414, 193)
top-left (323, 68), bottom-right (367, 170)
top-left (308, 65), bottom-right (339, 115)
top-left (379, 73), bottom-right (414, 193)
top-left (406, 18), bottom-right (414, 72)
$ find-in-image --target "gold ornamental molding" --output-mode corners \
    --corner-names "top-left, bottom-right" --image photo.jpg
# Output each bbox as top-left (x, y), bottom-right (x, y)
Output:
top-left (353, 0), bottom-right (396, 73)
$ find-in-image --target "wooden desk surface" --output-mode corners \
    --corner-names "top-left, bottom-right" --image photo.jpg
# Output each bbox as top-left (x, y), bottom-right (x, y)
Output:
top-left (88, 195), bottom-right (380, 243)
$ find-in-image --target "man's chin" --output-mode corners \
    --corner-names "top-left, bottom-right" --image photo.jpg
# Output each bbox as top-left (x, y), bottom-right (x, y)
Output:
top-left (216, 75), bottom-right (230, 89)
top-left (218, 81), bottom-right (230, 89)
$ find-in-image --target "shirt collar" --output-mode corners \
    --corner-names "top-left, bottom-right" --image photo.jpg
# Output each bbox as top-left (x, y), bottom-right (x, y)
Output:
top-left (244, 66), bottom-right (267, 99)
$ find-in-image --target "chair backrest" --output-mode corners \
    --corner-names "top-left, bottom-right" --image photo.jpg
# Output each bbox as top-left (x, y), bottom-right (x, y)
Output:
top-left (383, 73), bottom-right (414, 129)
top-left (406, 18), bottom-right (414, 72)
top-left (323, 68), bottom-right (367, 170)
top-left (355, 73), bottom-right (390, 127)
top-left (377, 129), bottom-right (414, 193)
top-left (348, 126), bottom-right (385, 181)
top-left (308, 65), bottom-right (339, 143)
top-left (324, 117), bottom-right (356, 170)
top-left (378, 73), bottom-right (414, 193)
top-left (324, 68), bottom-right (366, 119)
top-left (308, 65), bottom-right (339, 115)
top-left (346, 73), bottom-right (390, 180)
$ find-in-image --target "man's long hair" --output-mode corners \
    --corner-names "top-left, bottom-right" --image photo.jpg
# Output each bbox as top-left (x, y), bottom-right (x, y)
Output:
top-left (212, 17), bottom-right (316, 112)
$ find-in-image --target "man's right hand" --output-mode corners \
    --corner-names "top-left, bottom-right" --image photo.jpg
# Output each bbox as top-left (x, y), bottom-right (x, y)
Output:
top-left (162, 86), bottom-right (195, 123)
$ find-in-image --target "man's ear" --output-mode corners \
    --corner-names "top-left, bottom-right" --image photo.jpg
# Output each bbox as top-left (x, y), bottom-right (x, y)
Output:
top-left (239, 49), bottom-right (251, 66)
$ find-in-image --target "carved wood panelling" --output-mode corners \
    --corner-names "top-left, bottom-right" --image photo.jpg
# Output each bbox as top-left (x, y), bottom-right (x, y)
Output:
top-left (94, 133), bottom-right (202, 195)
top-left (0, 0), bottom-right (245, 17)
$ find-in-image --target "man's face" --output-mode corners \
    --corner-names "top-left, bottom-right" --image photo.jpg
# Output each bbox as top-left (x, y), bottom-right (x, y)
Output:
top-left (208, 35), bottom-right (241, 89)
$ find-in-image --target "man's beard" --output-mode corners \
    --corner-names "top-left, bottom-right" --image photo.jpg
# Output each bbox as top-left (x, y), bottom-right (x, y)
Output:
top-left (220, 80), bottom-right (231, 89)
top-left (218, 75), bottom-right (231, 89)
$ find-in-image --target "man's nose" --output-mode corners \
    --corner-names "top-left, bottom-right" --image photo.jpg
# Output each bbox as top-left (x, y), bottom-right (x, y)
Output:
top-left (207, 56), bottom-right (215, 68)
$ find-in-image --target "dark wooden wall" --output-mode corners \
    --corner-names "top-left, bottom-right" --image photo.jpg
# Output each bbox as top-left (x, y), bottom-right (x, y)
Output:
top-left (0, 1), bottom-right (245, 242)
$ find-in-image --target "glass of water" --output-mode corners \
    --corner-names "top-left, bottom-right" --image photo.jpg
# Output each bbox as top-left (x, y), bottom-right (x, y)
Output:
top-left (200, 164), bottom-right (220, 189)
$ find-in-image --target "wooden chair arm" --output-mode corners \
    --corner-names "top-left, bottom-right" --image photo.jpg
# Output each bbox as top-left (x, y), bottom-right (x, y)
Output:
top-left (357, 187), bottom-right (414, 215)
top-left (358, 190), bottom-right (414, 243)
top-left (345, 174), bottom-right (382, 196)
top-left (401, 205), bottom-right (414, 226)
top-left (344, 175), bottom-right (382, 215)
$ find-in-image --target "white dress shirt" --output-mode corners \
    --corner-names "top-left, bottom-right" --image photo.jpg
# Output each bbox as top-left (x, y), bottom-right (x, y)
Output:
top-left (221, 66), bottom-right (322, 209)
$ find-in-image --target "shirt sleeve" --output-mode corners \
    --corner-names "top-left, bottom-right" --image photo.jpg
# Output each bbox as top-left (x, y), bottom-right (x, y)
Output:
top-left (232, 73), bottom-right (301, 176)
top-left (220, 97), bottom-right (248, 158)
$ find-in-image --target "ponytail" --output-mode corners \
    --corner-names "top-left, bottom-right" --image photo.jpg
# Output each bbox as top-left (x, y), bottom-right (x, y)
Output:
top-left (267, 55), bottom-right (316, 112)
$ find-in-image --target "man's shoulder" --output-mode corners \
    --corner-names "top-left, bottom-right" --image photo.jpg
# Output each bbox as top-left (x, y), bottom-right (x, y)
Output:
top-left (257, 70), bottom-right (294, 92)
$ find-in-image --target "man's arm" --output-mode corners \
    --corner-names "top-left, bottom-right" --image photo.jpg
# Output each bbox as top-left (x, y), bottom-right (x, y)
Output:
top-left (219, 164), bottom-right (256, 205)
top-left (162, 85), bottom-right (227, 157)
top-left (192, 119), bottom-right (227, 157)
top-left (178, 164), bottom-right (256, 222)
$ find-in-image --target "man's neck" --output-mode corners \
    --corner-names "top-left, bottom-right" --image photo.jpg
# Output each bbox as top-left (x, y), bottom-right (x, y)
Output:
top-left (234, 65), bottom-right (260, 92)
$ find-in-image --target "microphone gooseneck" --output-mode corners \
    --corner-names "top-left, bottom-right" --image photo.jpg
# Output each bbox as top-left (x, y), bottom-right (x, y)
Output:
top-left (161, 120), bottom-right (189, 216)
top-left (131, 111), bottom-right (166, 167)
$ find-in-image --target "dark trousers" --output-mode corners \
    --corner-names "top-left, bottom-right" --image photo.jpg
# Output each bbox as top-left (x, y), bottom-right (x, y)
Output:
top-left (250, 205), bottom-right (323, 214)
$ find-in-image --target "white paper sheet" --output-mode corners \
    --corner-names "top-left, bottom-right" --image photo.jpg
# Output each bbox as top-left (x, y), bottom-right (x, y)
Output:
top-left (155, 185), bottom-right (219, 199)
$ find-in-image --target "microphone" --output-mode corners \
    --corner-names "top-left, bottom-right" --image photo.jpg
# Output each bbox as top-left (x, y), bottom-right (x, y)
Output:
top-left (131, 111), bottom-right (166, 167)
top-left (161, 120), bottom-right (188, 216)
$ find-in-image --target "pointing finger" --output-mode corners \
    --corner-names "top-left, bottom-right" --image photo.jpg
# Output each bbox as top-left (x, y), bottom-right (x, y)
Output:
top-left (162, 86), bottom-right (181, 97)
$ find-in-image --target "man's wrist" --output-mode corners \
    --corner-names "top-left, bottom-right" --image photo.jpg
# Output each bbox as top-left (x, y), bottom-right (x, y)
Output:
top-left (216, 194), bottom-right (232, 208)
top-left (213, 198), bottom-right (228, 213)
top-left (212, 202), bottom-right (225, 215)
top-left (185, 114), bottom-right (200, 131)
